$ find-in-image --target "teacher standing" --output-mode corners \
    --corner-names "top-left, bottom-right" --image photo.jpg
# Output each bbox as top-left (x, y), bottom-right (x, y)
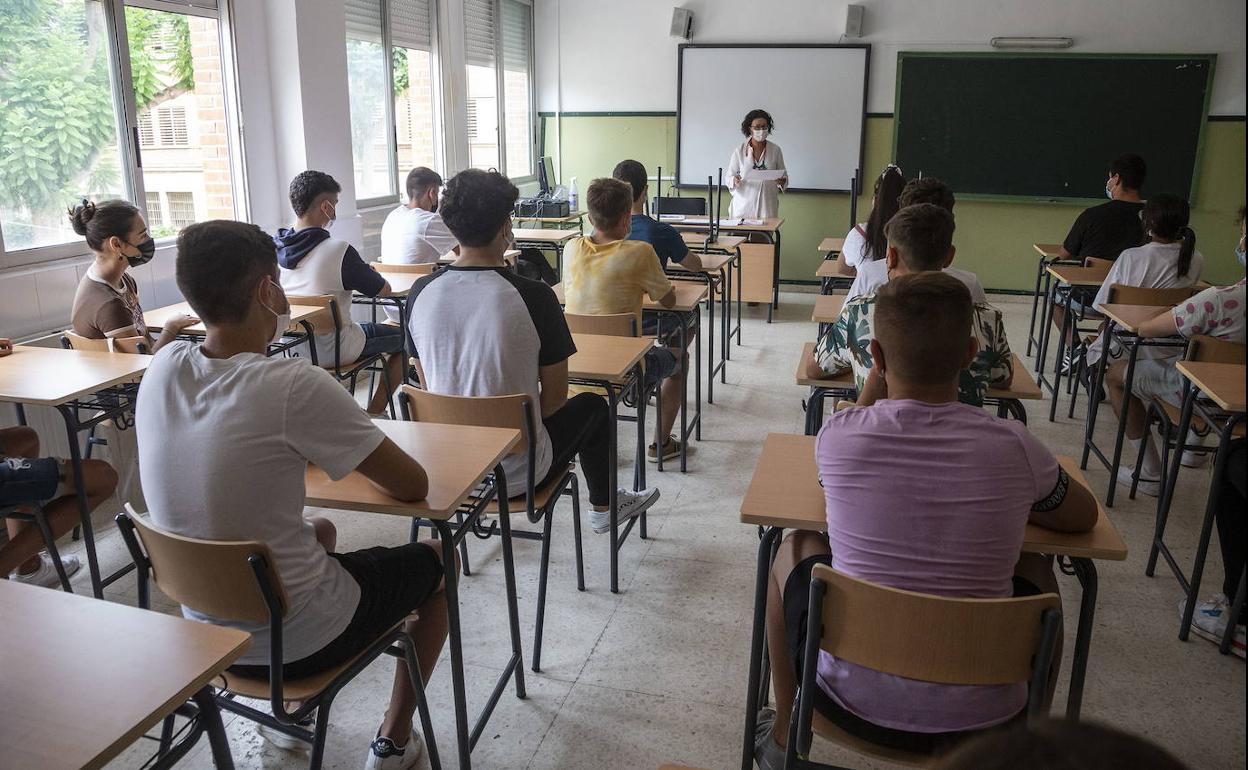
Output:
top-left (727, 109), bottom-right (788, 220)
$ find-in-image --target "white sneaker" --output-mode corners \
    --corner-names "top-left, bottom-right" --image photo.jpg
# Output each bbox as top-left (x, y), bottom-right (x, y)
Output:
top-left (8, 552), bottom-right (81, 588)
top-left (365, 728), bottom-right (424, 770)
top-left (1180, 594), bottom-right (1247, 658)
top-left (590, 487), bottom-right (661, 534)
top-left (1180, 450), bottom-right (1209, 468)
top-left (1116, 465), bottom-right (1159, 498)
top-left (257, 722), bottom-right (310, 752)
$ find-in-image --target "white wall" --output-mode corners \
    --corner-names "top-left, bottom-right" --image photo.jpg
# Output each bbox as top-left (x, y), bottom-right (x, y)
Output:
top-left (534, 0), bottom-right (1247, 115)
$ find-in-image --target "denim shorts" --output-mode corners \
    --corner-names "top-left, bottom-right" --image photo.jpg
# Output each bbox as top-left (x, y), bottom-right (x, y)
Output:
top-left (644, 347), bottom-right (679, 386)
top-left (0, 457), bottom-right (61, 505)
top-left (358, 321), bottom-right (406, 359)
top-left (642, 310), bottom-right (697, 347)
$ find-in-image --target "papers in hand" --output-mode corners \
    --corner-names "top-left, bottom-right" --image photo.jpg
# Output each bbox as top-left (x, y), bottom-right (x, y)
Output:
top-left (742, 168), bottom-right (786, 182)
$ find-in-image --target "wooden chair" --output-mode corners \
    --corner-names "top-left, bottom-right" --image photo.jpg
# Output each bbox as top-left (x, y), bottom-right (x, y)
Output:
top-left (371, 261), bottom-right (437, 275)
top-left (61, 330), bottom-right (150, 355)
top-left (114, 507), bottom-right (441, 770)
top-left (400, 385), bottom-right (582, 673)
top-left (785, 565), bottom-right (1061, 769)
top-left (286, 294), bottom-right (395, 417)
top-left (1083, 256), bottom-right (1115, 271)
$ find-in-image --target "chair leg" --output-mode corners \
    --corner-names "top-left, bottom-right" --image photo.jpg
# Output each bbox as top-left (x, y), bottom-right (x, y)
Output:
top-left (1146, 405), bottom-right (1174, 577)
top-left (454, 509), bottom-right (471, 577)
top-left (31, 507), bottom-right (73, 592)
top-left (402, 640), bottom-right (441, 770)
top-left (570, 476), bottom-right (585, 592)
top-left (532, 506), bottom-right (556, 672)
top-left (308, 696), bottom-right (335, 770)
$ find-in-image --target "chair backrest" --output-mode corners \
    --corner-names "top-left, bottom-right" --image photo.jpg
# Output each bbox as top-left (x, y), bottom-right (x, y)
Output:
top-left (61, 330), bottom-right (149, 354)
top-left (1188, 334), bottom-right (1247, 365)
top-left (813, 564), bottom-right (1060, 685)
top-left (372, 261), bottom-right (436, 275)
top-left (653, 196), bottom-right (706, 216)
top-left (1083, 257), bottom-right (1115, 271)
top-left (400, 384), bottom-right (531, 457)
top-left (1106, 284), bottom-right (1198, 307)
top-left (119, 505), bottom-right (287, 623)
top-left (563, 312), bottom-right (638, 338)
top-left (284, 293), bottom-right (341, 335)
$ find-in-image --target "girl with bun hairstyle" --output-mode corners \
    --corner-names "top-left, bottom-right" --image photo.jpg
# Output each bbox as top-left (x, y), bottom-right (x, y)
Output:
top-left (67, 199), bottom-right (197, 350)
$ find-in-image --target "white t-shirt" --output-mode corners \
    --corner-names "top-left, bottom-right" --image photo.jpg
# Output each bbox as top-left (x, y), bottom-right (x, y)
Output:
top-left (380, 205), bottom-right (459, 265)
top-left (1089, 241), bottom-right (1205, 363)
top-left (841, 223), bottom-right (870, 269)
top-left (847, 260), bottom-right (988, 304)
top-left (135, 342), bottom-right (386, 665)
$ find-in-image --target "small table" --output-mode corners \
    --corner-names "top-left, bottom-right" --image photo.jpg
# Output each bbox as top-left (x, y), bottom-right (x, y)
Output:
top-left (0, 346), bottom-right (151, 597)
top-left (1081, 304), bottom-right (1185, 506)
top-left (735, 434), bottom-right (1126, 770)
top-left (305, 419), bottom-right (523, 770)
top-left (679, 221), bottom-right (784, 322)
top-left (513, 211), bottom-right (585, 231)
top-left (816, 238), bottom-right (849, 294)
top-left (145, 301), bottom-right (328, 365)
top-left (1027, 242), bottom-right (1067, 356)
top-left (512, 229), bottom-right (579, 281)
top-left (1155, 362), bottom-right (1247, 650)
top-left (0, 579), bottom-right (248, 769)
top-left (1037, 264), bottom-right (1109, 421)
top-left (566, 333), bottom-right (655, 592)
top-left (811, 294), bottom-right (845, 340)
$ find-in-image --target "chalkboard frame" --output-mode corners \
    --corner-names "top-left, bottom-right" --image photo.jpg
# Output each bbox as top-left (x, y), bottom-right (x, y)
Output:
top-left (891, 51), bottom-right (1218, 205)
top-left (674, 43), bottom-right (872, 194)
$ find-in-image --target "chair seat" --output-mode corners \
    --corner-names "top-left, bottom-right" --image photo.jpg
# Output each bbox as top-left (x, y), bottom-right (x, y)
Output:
top-left (214, 615), bottom-right (414, 701)
top-left (1154, 397), bottom-right (1246, 438)
top-left (808, 710), bottom-right (933, 768)
top-left (322, 354), bottom-right (383, 377)
top-left (484, 464), bottom-right (575, 514)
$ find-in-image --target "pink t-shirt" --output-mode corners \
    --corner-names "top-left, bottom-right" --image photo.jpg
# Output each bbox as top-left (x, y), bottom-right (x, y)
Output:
top-left (814, 399), bottom-right (1060, 733)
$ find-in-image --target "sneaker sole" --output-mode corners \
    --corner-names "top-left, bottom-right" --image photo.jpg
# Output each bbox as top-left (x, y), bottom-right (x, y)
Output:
top-left (592, 490), bottom-right (660, 534)
top-left (1189, 621), bottom-right (1247, 657)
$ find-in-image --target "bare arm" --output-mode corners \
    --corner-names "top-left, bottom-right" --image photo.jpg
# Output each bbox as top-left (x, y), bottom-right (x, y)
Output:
top-left (376, 279), bottom-right (395, 298)
top-left (538, 360), bottom-right (569, 419)
top-left (355, 436), bottom-right (429, 502)
top-left (803, 355), bottom-right (828, 381)
top-left (411, 358), bottom-right (427, 388)
top-left (835, 251), bottom-right (856, 277)
top-left (679, 253), bottom-right (704, 272)
top-left (1136, 309), bottom-right (1180, 340)
top-left (1027, 460), bottom-right (1097, 533)
top-left (656, 287), bottom-right (676, 309)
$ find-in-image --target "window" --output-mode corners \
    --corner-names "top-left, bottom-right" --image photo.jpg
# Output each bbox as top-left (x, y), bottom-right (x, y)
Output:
top-left (167, 191), bottom-right (197, 229)
top-left (463, 0), bottom-right (534, 178)
top-left (0, 0), bottom-right (242, 266)
top-left (391, 0), bottom-right (440, 194)
top-left (346, 0), bottom-right (396, 202)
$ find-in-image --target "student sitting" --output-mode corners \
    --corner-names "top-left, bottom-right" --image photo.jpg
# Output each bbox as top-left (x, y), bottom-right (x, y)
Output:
top-left (846, 177), bottom-right (988, 302)
top-left (565, 176), bottom-right (691, 462)
top-left (832, 164), bottom-right (906, 277)
top-left (755, 273), bottom-right (1099, 769)
top-left (810, 203), bottom-right (1014, 406)
top-left (275, 170), bottom-right (405, 415)
top-left (1, 419), bottom-right (116, 588)
top-left (1105, 206), bottom-right (1233, 498)
top-left (136, 220), bottom-right (446, 768)
top-left (68, 200), bottom-right (198, 349)
top-left (380, 167), bottom-right (458, 265)
top-left (406, 169), bottom-right (661, 534)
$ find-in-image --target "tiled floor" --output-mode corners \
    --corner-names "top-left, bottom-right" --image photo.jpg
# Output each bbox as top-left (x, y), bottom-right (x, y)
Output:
top-left (64, 291), bottom-right (1244, 769)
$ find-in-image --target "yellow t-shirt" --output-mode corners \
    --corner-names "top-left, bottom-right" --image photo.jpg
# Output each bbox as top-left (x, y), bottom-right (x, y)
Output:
top-left (563, 236), bottom-right (673, 323)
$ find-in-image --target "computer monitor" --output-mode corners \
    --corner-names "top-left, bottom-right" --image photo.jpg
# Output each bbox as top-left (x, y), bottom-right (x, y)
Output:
top-left (539, 156), bottom-right (557, 195)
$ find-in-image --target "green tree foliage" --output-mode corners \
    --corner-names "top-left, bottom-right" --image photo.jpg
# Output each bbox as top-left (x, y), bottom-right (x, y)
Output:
top-left (393, 47), bottom-right (409, 97)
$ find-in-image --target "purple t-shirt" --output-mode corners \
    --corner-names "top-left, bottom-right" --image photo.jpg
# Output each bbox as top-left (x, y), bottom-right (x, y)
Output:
top-left (814, 399), bottom-right (1060, 733)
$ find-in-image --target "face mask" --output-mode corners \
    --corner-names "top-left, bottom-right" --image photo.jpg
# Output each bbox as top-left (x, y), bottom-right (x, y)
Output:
top-left (751, 128), bottom-right (769, 142)
top-left (124, 237), bottom-right (156, 267)
top-left (260, 279), bottom-right (291, 346)
top-left (322, 202), bottom-right (336, 230)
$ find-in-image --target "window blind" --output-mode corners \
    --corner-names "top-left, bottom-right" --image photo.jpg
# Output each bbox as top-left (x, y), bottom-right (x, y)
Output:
top-left (500, 0), bottom-right (530, 73)
top-left (345, 0), bottom-right (383, 43)
top-left (391, 0), bottom-right (433, 51)
top-left (464, 0), bottom-right (496, 66)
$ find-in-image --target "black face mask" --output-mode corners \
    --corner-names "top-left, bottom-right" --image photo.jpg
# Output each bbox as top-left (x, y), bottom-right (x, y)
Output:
top-left (125, 237), bottom-right (156, 267)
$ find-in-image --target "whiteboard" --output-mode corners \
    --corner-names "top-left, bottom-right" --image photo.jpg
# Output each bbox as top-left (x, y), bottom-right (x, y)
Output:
top-left (677, 45), bottom-right (869, 193)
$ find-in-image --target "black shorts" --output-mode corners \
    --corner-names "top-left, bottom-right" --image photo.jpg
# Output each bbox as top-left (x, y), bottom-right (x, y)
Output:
top-left (782, 554), bottom-right (1030, 754)
top-left (641, 309), bottom-right (696, 347)
top-left (229, 542), bottom-right (443, 680)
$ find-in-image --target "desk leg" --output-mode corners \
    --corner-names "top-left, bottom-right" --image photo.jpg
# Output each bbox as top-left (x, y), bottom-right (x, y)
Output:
top-left (1047, 289), bottom-right (1074, 422)
top-left (608, 386), bottom-right (621, 594)
top-left (693, 307), bottom-right (702, 447)
top-left (770, 230), bottom-right (781, 317)
top-left (1148, 381), bottom-right (1196, 579)
top-left (706, 273), bottom-right (716, 406)
top-left (56, 404), bottom-right (103, 598)
top-left (1027, 256), bottom-right (1045, 356)
top-left (742, 526), bottom-right (784, 770)
top-left (1066, 556), bottom-right (1098, 721)
top-left (192, 686), bottom-right (235, 770)
top-left (736, 250), bottom-right (743, 345)
top-left (635, 371), bottom-right (647, 494)
top-left (1080, 322), bottom-right (1115, 470)
top-left (1036, 275), bottom-right (1056, 376)
top-left (433, 519), bottom-right (472, 769)
top-left (720, 265), bottom-right (730, 370)
top-left (1105, 337), bottom-right (1143, 507)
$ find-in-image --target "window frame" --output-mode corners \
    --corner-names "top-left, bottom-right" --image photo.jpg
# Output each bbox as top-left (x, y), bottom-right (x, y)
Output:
top-left (496, 0), bottom-right (536, 183)
top-left (0, 0), bottom-right (247, 269)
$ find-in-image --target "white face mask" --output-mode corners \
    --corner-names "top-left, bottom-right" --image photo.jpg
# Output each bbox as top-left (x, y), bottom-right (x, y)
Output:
top-left (261, 279), bottom-right (292, 346)
top-left (751, 128), bottom-right (769, 142)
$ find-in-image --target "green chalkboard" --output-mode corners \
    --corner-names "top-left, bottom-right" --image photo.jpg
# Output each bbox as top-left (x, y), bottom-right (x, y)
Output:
top-left (893, 53), bottom-right (1216, 202)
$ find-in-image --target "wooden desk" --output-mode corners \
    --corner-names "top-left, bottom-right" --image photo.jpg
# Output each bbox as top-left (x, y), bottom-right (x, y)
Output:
top-left (1177, 361), bottom-right (1247, 412)
top-left (819, 236), bottom-right (846, 254)
top-left (1033, 243), bottom-right (1063, 259)
top-left (568, 333), bottom-right (653, 386)
top-left (1046, 264), bottom-right (1108, 287)
top-left (735, 434), bottom-right (1124, 767)
top-left (812, 294), bottom-right (844, 324)
top-left (513, 211), bottom-right (584, 228)
top-left (815, 260), bottom-right (843, 279)
top-left (1097, 304), bottom-right (1171, 334)
top-left (0, 579), bottom-right (248, 769)
top-left (513, 229), bottom-right (578, 282)
top-left (307, 418), bottom-right (520, 770)
top-left (1035, 264), bottom-right (1112, 422)
top-left (145, 300), bottom-right (328, 335)
top-left (678, 219), bottom-right (784, 321)
top-left (986, 354), bottom-right (1043, 402)
top-left (1026, 242), bottom-right (1071, 359)
top-left (680, 232), bottom-right (748, 252)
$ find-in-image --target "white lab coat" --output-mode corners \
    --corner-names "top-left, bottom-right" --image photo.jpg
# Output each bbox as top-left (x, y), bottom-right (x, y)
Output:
top-left (727, 140), bottom-right (786, 219)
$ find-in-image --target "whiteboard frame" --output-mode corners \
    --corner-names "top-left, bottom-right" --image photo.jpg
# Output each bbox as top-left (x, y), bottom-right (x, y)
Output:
top-left (675, 43), bottom-right (871, 194)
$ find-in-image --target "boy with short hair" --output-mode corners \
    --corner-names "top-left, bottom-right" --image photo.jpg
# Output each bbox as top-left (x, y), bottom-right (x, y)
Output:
top-left (406, 169), bottom-right (661, 534)
top-left (755, 273), bottom-right (1099, 768)
top-left (846, 177), bottom-right (988, 303)
top-left (138, 220), bottom-right (447, 769)
top-left (275, 170), bottom-right (404, 415)
top-left (564, 177), bottom-right (692, 461)
top-left (380, 167), bottom-right (458, 265)
top-left (811, 203), bottom-right (1013, 405)
top-left (1059, 153), bottom-right (1148, 260)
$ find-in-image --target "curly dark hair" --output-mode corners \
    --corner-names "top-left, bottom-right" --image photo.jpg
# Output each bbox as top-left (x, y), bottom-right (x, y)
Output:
top-left (288, 170), bottom-right (341, 217)
top-left (440, 169), bottom-right (519, 248)
top-left (740, 109), bottom-right (774, 137)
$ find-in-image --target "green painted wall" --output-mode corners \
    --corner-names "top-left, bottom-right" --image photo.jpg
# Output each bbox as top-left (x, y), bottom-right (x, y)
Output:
top-left (542, 115), bottom-right (1246, 291)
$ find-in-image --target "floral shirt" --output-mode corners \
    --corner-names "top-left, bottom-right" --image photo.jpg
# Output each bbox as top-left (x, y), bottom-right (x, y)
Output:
top-left (1172, 279), bottom-right (1245, 344)
top-left (815, 294), bottom-right (1014, 406)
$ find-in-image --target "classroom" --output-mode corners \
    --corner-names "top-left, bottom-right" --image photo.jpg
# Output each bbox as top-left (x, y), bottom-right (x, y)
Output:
top-left (0, 0), bottom-right (1245, 768)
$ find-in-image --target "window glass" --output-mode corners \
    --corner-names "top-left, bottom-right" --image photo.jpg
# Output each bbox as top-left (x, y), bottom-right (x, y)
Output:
top-left (346, 0), bottom-right (397, 200)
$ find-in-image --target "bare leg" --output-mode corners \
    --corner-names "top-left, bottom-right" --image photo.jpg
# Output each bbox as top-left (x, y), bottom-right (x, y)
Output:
top-left (367, 353), bottom-right (406, 416)
top-left (1, 458), bottom-right (117, 576)
top-left (766, 531), bottom-right (832, 749)
top-left (1105, 361), bottom-right (1149, 440)
top-left (378, 540), bottom-right (455, 744)
top-left (657, 346), bottom-right (688, 443)
top-left (1013, 552), bottom-right (1063, 712)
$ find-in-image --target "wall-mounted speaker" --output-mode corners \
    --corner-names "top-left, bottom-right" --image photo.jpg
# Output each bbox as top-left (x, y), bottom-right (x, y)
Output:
top-left (845, 4), bottom-right (865, 38)
top-left (671, 7), bottom-right (693, 40)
